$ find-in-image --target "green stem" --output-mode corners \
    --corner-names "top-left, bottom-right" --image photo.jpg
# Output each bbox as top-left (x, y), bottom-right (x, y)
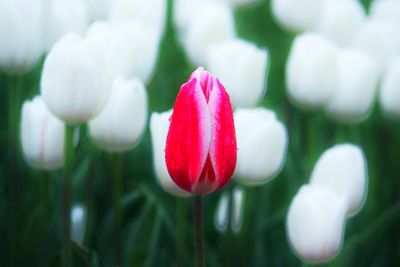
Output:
top-left (39, 171), bottom-right (50, 266)
top-left (84, 150), bottom-right (96, 247)
top-left (192, 195), bottom-right (205, 267)
top-left (176, 198), bottom-right (187, 267)
top-left (63, 126), bottom-right (75, 267)
top-left (112, 154), bottom-right (123, 266)
top-left (8, 75), bottom-right (21, 267)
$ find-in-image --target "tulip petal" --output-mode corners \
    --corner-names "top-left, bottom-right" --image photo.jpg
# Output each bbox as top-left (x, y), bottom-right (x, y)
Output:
top-left (165, 77), bottom-right (211, 193)
top-left (206, 78), bottom-right (237, 191)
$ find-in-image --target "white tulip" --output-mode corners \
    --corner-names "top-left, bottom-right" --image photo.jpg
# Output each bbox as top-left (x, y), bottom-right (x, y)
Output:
top-left (231, 186), bottom-right (245, 234)
top-left (316, 0), bottom-right (365, 46)
top-left (231, 0), bottom-right (260, 6)
top-left (87, 0), bottom-right (112, 20)
top-left (150, 111), bottom-right (191, 197)
top-left (207, 39), bottom-right (268, 108)
top-left (234, 108), bottom-right (288, 186)
top-left (353, 19), bottom-right (400, 73)
top-left (271, 0), bottom-right (325, 32)
top-left (41, 33), bottom-right (112, 124)
top-left (109, 0), bottom-right (167, 40)
top-left (310, 144), bottom-right (367, 217)
top-left (0, 0), bottom-right (44, 73)
top-left (326, 49), bottom-right (379, 123)
top-left (70, 203), bottom-right (87, 245)
top-left (20, 96), bottom-right (65, 171)
top-left (287, 185), bottom-right (347, 263)
top-left (214, 191), bottom-right (229, 233)
top-left (44, 0), bottom-right (89, 51)
top-left (174, 0), bottom-right (230, 33)
top-left (89, 77), bottom-right (148, 153)
top-left (179, 2), bottom-right (236, 66)
top-left (380, 57), bottom-right (400, 119)
top-left (286, 33), bottom-right (338, 108)
top-left (370, 0), bottom-right (400, 26)
top-left (111, 22), bottom-right (160, 83)
top-left (85, 22), bottom-right (160, 84)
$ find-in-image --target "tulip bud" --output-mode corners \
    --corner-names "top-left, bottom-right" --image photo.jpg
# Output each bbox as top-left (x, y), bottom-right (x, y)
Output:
top-left (370, 0), bottom-right (400, 26)
top-left (271, 0), bottom-right (324, 32)
top-left (89, 77), bottom-right (147, 153)
top-left (109, 0), bottom-right (167, 40)
top-left (44, 0), bottom-right (89, 51)
top-left (179, 2), bottom-right (236, 66)
top-left (41, 33), bottom-right (112, 124)
top-left (20, 96), bottom-right (65, 171)
top-left (150, 111), bottom-right (191, 197)
top-left (380, 57), bottom-right (400, 119)
top-left (231, 186), bottom-right (245, 234)
top-left (214, 191), bottom-right (229, 233)
top-left (310, 144), bottom-right (367, 216)
top-left (0, 0), bottom-right (44, 73)
top-left (234, 108), bottom-right (288, 186)
top-left (286, 33), bottom-right (338, 108)
top-left (287, 185), bottom-right (347, 263)
top-left (70, 203), bottom-right (87, 245)
top-left (206, 39), bottom-right (269, 108)
top-left (325, 49), bottom-right (379, 123)
top-left (87, 0), bottom-right (111, 20)
top-left (316, 0), bottom-right (365, 46)
top-left (353, 20), bottom-right (400, 73)
top-left (165, 67), bottom-right (237, 195)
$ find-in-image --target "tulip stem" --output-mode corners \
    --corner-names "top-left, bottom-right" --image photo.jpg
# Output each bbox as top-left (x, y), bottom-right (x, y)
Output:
top-left (39, 171), bottom-right (50, 266)
top-left (112, 154), bottom-right (123, 267)
top-left (63, 126), bottom-right (75, 267)
top-left (192, 195), bottom-right (205, 267)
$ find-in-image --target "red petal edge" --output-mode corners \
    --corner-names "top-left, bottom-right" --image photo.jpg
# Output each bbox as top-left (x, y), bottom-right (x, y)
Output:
top-left (200, 78), bottom-right (237, 194)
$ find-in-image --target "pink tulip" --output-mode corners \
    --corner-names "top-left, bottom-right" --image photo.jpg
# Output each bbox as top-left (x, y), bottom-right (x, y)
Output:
top-left (165, 67), bottom-right (237, 194)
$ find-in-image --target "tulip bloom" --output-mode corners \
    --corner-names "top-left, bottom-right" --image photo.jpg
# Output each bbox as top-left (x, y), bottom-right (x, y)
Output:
top-left (165, 67), bottom-right (237, 195)
top-left (20, 96), bottom-right (65, 170)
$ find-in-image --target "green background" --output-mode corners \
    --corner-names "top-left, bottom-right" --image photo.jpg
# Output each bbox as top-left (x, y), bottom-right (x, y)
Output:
top-left (2, 0), bottom-right (400, 266)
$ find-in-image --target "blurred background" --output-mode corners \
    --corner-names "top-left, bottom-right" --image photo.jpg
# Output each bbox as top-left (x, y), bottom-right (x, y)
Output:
top-left (2, 0), bottom-right (400, 266)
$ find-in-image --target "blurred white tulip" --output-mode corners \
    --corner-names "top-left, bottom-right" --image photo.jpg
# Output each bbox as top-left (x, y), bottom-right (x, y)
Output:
top-left (214, 191), bottom-right (230, 233)
top-left (85, 22), bottom-right (160, 84)
top-left (0, 0), bottom-right (44, 73)
top-left (316, 0), bottom-right (365, 46)
top-left (109, 0), bottom-right (167, 40)
top-left (287, 185), bottom-right (347, 263)
top-left (113, 22), bottom-right (160, 83)
top-left (41, 33), bottom-right (112, 124)
top-left (179, 2), bottom-right (236, 66)
top-left (271, 0), bottom-right (325, 32)
top-left (87, 0), bottom-right (111, 21)
top-left (21, 96), bottom-right (65, 171)
top-left (44, 0), bottom-right (89, 51)
top-left (174, 0), bottom-right (230, 33)
top-left (370, 0), bottom-right (400, 26)
top-left (231, 0), bottom-right (260, 6)
top-left (310, 144), bottom-right (367, 217)
top-left (70, 203), bottom-right (87, 245)
top-left (326, 49), bottom-right (379, 123)
top-left (234, 108), bottom-right (288, 186)
top-left (207, 39), bottom-right (268, 108)
top-left (353, 19), bottom-right (400, 73)
top-left (380, 57), bottom-right (400, 119)
top-left (286, 33), bottom-right (338, 108)
top-left (150, 111), bottom-right (191, 197)
top-left (231, 186), bottom-right (245, 234)
top-left (89, 77), bottom-right (148, 153)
